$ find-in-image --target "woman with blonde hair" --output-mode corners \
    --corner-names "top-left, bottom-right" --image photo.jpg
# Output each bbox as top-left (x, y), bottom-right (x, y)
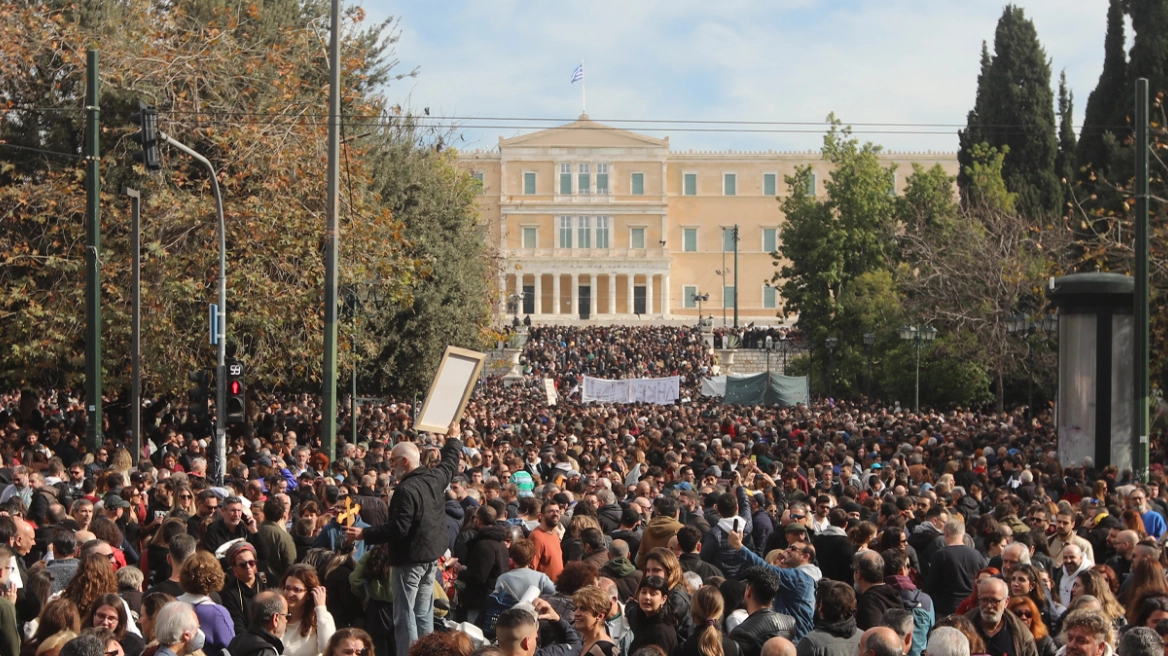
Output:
top-left (572, 586), bottom-right (617, 656)
top-left (673, 585), bottom-right (739, 656)
top-left (280, 563), bottom-right (336, 656)
top-left (170, 484), bottom-right (196, 517)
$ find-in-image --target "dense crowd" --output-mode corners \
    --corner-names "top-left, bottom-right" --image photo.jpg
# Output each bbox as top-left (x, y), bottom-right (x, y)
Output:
top-left (0, 325), bottom-right (1165, 656)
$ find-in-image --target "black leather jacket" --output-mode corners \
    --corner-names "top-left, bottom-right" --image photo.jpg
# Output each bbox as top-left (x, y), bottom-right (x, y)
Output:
top-left (730, 608), bottom-right (797, 656)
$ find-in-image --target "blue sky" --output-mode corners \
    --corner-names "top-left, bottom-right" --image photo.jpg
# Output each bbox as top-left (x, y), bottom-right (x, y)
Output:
top-left (360, 1), bottom-right (1111, 154)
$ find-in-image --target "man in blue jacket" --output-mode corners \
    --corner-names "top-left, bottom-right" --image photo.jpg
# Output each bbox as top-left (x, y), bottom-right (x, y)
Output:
top-left (726, 528), bottom-right (815, 642)
top-left (347, 425), bottom-right (462, 656)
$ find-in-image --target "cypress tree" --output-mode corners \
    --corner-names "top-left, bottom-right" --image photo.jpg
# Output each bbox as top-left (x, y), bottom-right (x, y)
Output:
top-left (1077, 0), bottom-right (1127, 176)
top-left (957, 5), bottom-right (1061, 216)
top-left (1056, 71), bottom-right (1077, 209)
top-left (1129, 0), bottom-right (1168, 98)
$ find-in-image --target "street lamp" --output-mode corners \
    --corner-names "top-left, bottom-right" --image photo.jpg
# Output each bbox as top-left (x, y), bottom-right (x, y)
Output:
top-left (508, 293), bottom-right (522, 326)
top-left (715, 269), bottom-right (731, 327)
top-left (862, 332), bottom-right (876, 399)
top-left (899, 325), bottom-right (939, 413)
top-left (341, 280), bottom-right (386, 446)
top-left (1006, 313), bottom-right (1059, 419)
top-left (825, 336), bottom-right (839, 399)
top-left (778, 334), bottom-right (792, 374)
top-left (692, 292), bottom-right (709, 326)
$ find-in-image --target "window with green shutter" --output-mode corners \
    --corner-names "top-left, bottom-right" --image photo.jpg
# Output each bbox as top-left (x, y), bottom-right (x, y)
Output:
top-left (560, 164), bottom-right (572, 195)
top-left (631, 172), bottom-right (645, 195)
top-left (722, 228), bottom-right (736, 252)
top-left (596, 164), bottom-right (609, 194)
top-left (683, 228), bottom-right (697, 252)
top-left (523, 172), bottom-right (536, 195)
top-left (763, 286), bottom-right (777, 309)
top-left (724, 173), bottom-right (736, 196)
top-left (630, 228), bottom-right (646, 249)
top-left (578, 163), bottom-right (591, 194)
top-left (683, 173), bottom-right (697, 196)
top-left (723, 286), bottom-right (736, 308)
top-left (763, 173), bottom-right (777, 196)
top-left (763, 228), bottom-right (777, 253)
top-left (683, 286), bottom-right (698, 308)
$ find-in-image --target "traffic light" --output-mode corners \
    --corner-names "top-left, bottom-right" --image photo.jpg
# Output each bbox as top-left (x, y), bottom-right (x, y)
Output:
top-left (225, 357), bottom-right (246, 425)
top-left (129, 101), bottom-right (162, 171)
top-left (188, 369), bottom-right (210, 423)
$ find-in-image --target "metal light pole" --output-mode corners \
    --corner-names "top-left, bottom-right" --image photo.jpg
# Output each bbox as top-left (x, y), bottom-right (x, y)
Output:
top-left (84, 50), bottom-right (103, 452)
top-left (321, 0), bottom-right (343, 463)
top-left (825, 337), bottom-right (838, 399)
top-left (779, 335), bottom-right (791, 374)
top-left (733, 224), bottom-right (739, 329)
top-left (716, 266), bottom-right (729, 327)
top-left (862, 332), bottom-right (876, 399)
top-left (1006, 314), bottom-right (1059, 421)
top-left (342, 281), bottom-right (385, 447)
top-left (124, 187), bottom-right (142, 463)
top-left (693, 292), bottom-right (708, 326)
top-left (159, 132), bottom-right (227, 483)
top-left (1135, 77), bottom-right (1151, 482)
top-left (900, 325), bottom-right (938, 413)
top-left (765, 335), bottom-right (773, 375)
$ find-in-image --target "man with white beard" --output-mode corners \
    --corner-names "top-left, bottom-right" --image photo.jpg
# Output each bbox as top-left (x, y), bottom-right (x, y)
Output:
top-left (966, 577), bottom-right (1037, 656)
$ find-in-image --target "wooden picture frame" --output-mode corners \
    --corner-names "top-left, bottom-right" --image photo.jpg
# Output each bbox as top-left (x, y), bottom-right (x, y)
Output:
top-left (415, 346), bottom-right (487, 434)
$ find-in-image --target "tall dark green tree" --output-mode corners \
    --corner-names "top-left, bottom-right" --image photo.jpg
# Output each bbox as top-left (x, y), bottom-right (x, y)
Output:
top-left (1077, 0), bottom-right (1128, 176)
top-left (1056, 70), bottom-right (1077, 208)
top-left (1129, 0), bottom-right (1168, 99)
top-left (958, 5), bottom-right (1061, 216)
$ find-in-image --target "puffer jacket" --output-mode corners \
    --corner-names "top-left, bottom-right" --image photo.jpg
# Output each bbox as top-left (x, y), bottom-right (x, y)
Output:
top-left (458, 524), bottom-right (510, 611)
top-left (729, 608), bottom-right (797, 656)
top-left (363, 438), bottom-right (463, 565)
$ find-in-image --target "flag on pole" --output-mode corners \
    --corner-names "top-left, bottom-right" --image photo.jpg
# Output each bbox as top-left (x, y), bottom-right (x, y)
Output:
top-left (571, 64), bottom-right (584, 83)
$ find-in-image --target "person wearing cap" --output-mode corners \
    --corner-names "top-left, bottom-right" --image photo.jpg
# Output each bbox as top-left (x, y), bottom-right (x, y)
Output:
top-left (221, 541), bottom-right (271, 636)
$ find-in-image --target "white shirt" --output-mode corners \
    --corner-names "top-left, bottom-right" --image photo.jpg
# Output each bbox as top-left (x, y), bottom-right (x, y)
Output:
top-left (282, 606), bottom-right (336, 656)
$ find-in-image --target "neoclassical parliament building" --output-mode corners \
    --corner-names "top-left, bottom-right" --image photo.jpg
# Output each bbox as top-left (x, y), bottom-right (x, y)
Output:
top-left (459, 116), bottom-right (958, 325)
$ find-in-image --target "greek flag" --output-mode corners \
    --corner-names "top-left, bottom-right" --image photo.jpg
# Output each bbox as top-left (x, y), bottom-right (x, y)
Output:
top-left (571, 64), bottom-right (584, 83)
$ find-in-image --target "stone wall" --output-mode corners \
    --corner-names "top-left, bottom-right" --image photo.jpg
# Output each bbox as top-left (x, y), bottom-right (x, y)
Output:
top-left (715, 348), bottom-right (806, 375)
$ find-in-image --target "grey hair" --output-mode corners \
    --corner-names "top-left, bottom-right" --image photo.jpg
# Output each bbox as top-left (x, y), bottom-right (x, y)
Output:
top-left (608, 539), bottom-right (630, 559)
top-left (942, 519), bottom-right (965, 538)
top-left (250, 593), bottom-right (286, 625)
top-left (116, 565), bottom-right (144, 593)
top-left (59, 635), bottom-right (103, 656)
top-left (596, 489), bottom-right (616, 506)
top-left (1003, 543), bottom-right (1031, 564)
top-left (153, 602), bottom-right (199, 646)
top-left (683, 571), bottom-right (703, 592)
top-left (223, 496), bottom-right (243, 507)
top-left (880, 608), bottom-right (913, 641)
top-left (925, 627), bottom-right (971, 656)
top-left (1117, 627), bottom-right (1163, 656)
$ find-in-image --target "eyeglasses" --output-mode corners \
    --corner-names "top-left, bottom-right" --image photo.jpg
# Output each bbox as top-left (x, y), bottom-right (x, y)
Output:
top-left (235, 560), bottom-right (258, 569)
top-left (282, 585), bottom-right (307, 594)
top-left (979, 598), bottom-right (1006, 606)
top-left (1012, 610), bottom-right (1033, 619)
top-left (791, 514), bottom-right (805, 520)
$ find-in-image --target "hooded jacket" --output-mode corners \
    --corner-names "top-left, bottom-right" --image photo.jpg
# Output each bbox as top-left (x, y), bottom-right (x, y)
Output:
top-left (597, 504), bottom-right (623, 533)
top-left (444, 499), bottom-right (465, 552)
top-left (855, 583), bottom-right (906, 630)
top-left (636, 515), bottom-right (684, 568)
top-left (601, 557), bottom-right (643, 601)
top-left (459, 524), bottom-right (510, 611)
top-left (795, 616), bottom-right (862, 656)
top-left (908, 522), bottom-right (944, 577)
top-left (885, 575), bottom-right (935, 656)
top-left (812, 526), bottom-right (855, 583)
top-left (225, 625), bottom-right (284, 656)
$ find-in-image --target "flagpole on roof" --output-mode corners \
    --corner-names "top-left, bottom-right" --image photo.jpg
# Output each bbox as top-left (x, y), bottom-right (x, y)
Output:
top-left (581, 60), bottom-right (586, 115)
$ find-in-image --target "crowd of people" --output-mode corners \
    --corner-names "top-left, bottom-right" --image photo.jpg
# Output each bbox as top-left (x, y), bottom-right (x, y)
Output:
top-left (0, 324), bottom-right (1166, 656)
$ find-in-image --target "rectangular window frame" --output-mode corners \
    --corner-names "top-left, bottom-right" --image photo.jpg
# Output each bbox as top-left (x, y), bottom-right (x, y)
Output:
top-left (763, 172), bottom-right (777, 197)
top-left (723, 285), bottom-right (736, 309)
top-left (722, 227), bottom-right (737, 253)
top-left (596, 216), bottom-right (610, 249)
top-left (723, 172), bottom-right (737, 196)
top-left (682, 227), bottom-right (698, 253)
top-left (762, 228), bottom-right (777, 254)
top-left (683, 172), bottom-right (697, 196)
top-left (578, 163), bottom-right (591, 195)
top-left (560, 163), bottom-right (572, 195)
top-left (471, 171), bottom-right (485, 195)
top-left (523, 171), bottom-right (537, 195)
top-left (683, 285), bottom-right (698, 309)
top-left (521, 226), bottom-right (538, 249)
top-left (631, 172), bottom-right (645, 195)
top-left (596, 163), bottom-right (609, 194)
top-left (630, 226), bottom-right (647, 250)
top-left (763, 285), bottom-right (778, 309)
top-left (559, 216), bottom-right (573, 249)
top-left (577, 216), bottom-right (591, 249)
top-left (807, 171), bottom-right (817, 196)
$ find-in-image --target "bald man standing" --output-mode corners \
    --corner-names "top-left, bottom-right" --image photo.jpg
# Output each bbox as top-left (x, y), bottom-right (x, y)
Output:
top-left (347, 424), bottom-right (463, 656)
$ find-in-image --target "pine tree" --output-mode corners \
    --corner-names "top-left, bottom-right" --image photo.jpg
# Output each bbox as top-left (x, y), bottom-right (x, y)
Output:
top-left (1077, 0), bottom-right (1127, 176)
top-left (1129, 0), bottom-right (1168, 99)
top-left (957, 5), bottom-right (1061, 217)
top-left (1056, 71), bottom-right (1077, 209)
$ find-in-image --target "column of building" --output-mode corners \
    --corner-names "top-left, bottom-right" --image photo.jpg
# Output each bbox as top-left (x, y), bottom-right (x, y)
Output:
top-left (608, 273), bottom-right (617, 316)
top-left (533, 273), bottom-right (543, 315)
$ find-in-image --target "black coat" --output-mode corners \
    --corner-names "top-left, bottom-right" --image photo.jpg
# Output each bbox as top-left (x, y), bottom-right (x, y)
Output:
top-left (729, 608), bottom-right (796, 656)
top-left (458, 525), bottom-right (510, 611)
top-left (812, 529), bottom-right (856, 583)
top-left (226, 626), bottom-right (284, 656)
top-left (364, 438), bottom-right (463, 565)
top-left (220, 574), bottom-right (270, 636)
top-left (597, 504), bottom-right (623, 533)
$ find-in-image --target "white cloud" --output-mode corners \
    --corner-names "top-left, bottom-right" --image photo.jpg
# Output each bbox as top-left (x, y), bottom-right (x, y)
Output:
top-left (356, 0), bottom-right (1109, 153)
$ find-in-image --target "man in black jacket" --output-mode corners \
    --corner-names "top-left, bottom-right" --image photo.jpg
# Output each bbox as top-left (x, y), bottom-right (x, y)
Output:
top-left (674, 525), bottom-right (722, 583)
top-left (458, 505), bottom-right (510, 624)
top-left (226, 591), bottom-right (286, 656)
top-left (853, 551), bottom-right (903, 631)
top-left (812, 508), bottom-right (855, 583)
top-left (730, 566), bottom-right (796, 656)
top-left (347, 427), bottom-right (462, 656)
